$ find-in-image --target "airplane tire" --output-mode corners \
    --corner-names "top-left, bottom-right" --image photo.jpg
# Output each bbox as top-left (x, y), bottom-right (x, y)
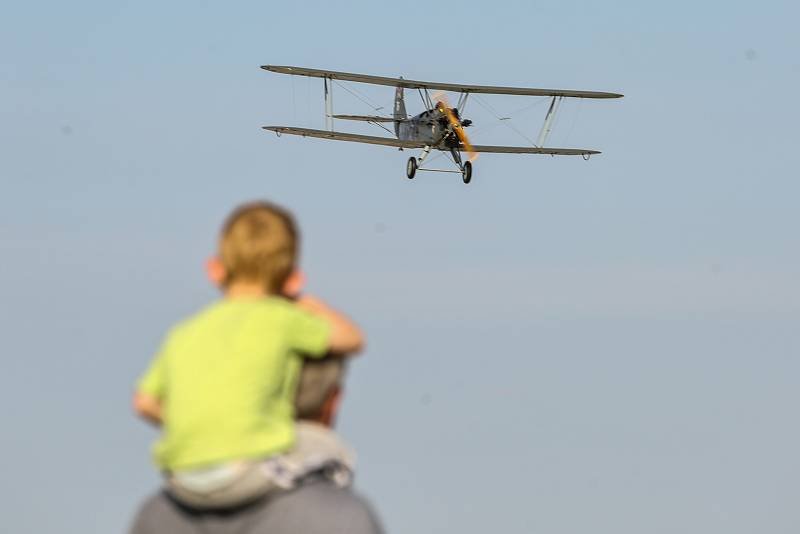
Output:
top-left (406, 157), bottom-right (417, 179)
top-left (462, 161), bottom-right (472, 184)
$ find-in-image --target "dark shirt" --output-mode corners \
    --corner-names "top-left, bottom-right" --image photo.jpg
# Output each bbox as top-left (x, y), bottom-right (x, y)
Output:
top-left (128, 479), bottom-right (384, 534)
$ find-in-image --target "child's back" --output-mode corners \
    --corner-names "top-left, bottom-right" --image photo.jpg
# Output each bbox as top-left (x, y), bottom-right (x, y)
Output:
top-left (139, 297), bottom-right (331, 470)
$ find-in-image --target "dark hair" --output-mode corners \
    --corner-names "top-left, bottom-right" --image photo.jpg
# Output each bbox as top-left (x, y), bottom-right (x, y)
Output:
top-left (294, 358), bottom-right (346, 421)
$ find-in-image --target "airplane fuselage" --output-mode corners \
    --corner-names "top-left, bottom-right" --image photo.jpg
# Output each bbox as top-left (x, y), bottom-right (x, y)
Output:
top-left (397, 109), bottom-right (450, 146)
top-left (393, 86), bottom-right (466, 149)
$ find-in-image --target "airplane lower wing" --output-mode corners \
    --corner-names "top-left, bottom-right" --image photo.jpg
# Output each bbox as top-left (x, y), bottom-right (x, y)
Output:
top-left (263, 126), bottom-right (426, 149)
top-left (263, 127), bottom-right (600, 156)
top-left (468, 144), bottom-right (601, 156)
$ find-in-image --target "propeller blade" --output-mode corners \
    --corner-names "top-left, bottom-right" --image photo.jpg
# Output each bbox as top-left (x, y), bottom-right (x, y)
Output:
top-left (433, 93), bottom-right (478, 162)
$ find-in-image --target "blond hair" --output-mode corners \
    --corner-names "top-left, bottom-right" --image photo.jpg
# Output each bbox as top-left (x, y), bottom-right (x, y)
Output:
top-left (219, 201), bottom-right (298, 293)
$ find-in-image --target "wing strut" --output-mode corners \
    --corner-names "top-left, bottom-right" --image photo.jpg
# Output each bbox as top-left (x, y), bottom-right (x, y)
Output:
top-left (418, 87), bottom-right (433, 109)
top-left (456, 92), bottom-right (470, 114)
top-left (324, 77), bottom-right (334, 131)
top-left (536, 96), bottom-right (562, 148)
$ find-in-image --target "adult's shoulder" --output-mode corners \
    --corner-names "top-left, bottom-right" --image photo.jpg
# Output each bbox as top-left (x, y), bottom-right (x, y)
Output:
top-left (128, 491), bottom-right (195, 534)
top-left (128, 481), bottom-right (384, 534)
top-left (251, 479), bottom-right (385, 534)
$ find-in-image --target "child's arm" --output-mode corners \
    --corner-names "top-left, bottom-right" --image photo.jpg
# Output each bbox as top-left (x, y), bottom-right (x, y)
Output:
top-left (133, 391), bottom-right (163, 426)
top-left (296, 295), bottom-right (365, 355)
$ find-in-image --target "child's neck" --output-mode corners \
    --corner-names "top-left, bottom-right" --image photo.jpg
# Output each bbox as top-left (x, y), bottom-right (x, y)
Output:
top-left (224, 281), bottom-right (273, 300)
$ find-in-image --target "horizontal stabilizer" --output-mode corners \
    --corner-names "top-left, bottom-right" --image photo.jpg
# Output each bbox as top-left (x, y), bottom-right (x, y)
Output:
top-left (331, 114), bottom-right (398, 123)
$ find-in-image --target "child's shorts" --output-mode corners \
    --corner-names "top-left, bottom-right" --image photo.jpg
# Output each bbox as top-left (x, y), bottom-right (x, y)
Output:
top-left (165, 422), bottom-right (355, 510)
top-left (166, 458), bottom-right (286, 510)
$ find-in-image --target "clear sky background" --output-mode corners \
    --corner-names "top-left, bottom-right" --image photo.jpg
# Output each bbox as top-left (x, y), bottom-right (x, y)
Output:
top-left (2, 1), bottom-right (799, 533)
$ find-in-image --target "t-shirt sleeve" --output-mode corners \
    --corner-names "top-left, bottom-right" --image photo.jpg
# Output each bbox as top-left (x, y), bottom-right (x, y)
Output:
top-left (137, 335), bottom-right (171, 399)
top-left (286, 306), bottom-right (331, 358)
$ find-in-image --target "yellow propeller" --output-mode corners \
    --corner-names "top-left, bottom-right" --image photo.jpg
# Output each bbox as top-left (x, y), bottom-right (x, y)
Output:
top-left (433, 92), bottom-right (477, 162)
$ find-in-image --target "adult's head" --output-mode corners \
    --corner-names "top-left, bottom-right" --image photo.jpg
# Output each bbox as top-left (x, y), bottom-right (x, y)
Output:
top-left (209, 201), bottom-right (300, 295)
top-left (294, 357), bottom-right (346, 427)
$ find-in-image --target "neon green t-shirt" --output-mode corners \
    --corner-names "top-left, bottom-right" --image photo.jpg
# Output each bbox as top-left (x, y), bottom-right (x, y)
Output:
top-left (137, 298), bottom-right (330, 471)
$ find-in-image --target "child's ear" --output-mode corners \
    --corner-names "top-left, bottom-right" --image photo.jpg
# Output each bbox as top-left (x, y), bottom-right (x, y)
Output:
top-left (205, 256), bottom-right (227, 287)
top-left (282, 270), bottom-right (306, 299)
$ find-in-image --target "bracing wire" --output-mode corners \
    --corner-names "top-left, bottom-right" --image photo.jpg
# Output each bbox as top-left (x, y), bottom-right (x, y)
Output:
top-left (562, 97), bottom-right (583, 146)
top-left (473, 95), bottom-right (539, 147)
top-left (506, 97), bottom-right (550, 119)
top-left (328, 79), bottom-right (395, 135)
top-left (370, 121), bottom-right (394, 135)
top-left (333, 80), bottom-right (385, 112)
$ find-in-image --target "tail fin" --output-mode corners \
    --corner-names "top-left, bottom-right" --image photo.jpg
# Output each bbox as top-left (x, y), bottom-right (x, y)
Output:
top-left (393, 85), bottom-right (406, 137)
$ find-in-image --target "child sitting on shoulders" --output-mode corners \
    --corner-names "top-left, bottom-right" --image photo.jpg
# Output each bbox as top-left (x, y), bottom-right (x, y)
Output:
top-left (133, 201), bottom-right (364, 509)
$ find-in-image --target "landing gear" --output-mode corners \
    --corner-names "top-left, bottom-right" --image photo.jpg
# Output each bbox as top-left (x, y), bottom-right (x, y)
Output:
top-left (406, 157), bottom-right (417, 179)
top-left (462, 160), bottom-right (472, 184)
top-left (450, 147), bottom-right (473, 185)
top-left (404, 146), bottom-right (474, 184)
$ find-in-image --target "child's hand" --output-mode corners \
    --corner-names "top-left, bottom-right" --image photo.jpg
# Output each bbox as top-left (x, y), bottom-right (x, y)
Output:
top-left (296, 295), bottom-right (364, 356)
top-left (295, 294), bottom-right (325, 313)
top-left (133, 391), bottom-right (164, 426)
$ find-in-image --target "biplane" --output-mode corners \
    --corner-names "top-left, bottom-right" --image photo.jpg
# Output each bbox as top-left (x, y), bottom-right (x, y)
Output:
top-left (261, 65), bottom-right (622, 184)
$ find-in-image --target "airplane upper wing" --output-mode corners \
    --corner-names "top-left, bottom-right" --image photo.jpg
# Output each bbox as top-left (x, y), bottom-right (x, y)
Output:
top-left (467, 144), bottom-right (600, 156)
top-left (262, 65), bottom-right (623, 99)
top-left (263, 126), bottom-right (427, 149)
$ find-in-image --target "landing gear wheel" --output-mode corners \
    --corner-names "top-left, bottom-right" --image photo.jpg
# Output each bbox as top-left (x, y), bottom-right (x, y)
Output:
top-left (406, 157), bottom-right (417, 179)
top-left (461, 161), bottom-right (472, 184)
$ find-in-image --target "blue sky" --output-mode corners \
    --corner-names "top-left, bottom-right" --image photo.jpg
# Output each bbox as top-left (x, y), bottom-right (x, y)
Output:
top-left (2, 1), bottom-right (799, 533)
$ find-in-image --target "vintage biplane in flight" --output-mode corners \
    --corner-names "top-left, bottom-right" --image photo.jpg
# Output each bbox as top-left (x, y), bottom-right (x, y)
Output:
top-left (261, 65), bottom-right (622, 184)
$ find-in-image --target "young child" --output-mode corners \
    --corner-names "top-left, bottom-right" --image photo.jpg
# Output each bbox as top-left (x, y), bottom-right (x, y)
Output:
top-left (133, 201), bottom-right (364, 509)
